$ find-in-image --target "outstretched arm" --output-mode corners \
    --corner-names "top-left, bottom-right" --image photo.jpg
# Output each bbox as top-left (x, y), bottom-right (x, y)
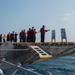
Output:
top-left (45, 29), bottom-right (50, 32)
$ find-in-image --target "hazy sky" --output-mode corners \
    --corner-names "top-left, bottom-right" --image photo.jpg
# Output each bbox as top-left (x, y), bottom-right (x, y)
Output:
top-left (0, 0), bottom-right (75, 42)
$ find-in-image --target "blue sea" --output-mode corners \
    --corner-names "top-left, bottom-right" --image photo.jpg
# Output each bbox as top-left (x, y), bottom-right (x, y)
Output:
top-left (4, 54), bottom-right (75, 75)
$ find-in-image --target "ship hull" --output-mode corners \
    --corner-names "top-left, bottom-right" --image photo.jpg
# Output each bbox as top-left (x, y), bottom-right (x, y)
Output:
top-left (0, 42), bottom-right (75, 70)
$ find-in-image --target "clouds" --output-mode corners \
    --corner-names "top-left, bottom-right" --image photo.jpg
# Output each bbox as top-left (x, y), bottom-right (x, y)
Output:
top-left (65, 13), bottom-right (71, 16)
top-left (63, 11), bottom-right (75, 21)
top-left (72, 11), bottom-right (75, 14)
top-left (65, 11), bottom-right (75, 16)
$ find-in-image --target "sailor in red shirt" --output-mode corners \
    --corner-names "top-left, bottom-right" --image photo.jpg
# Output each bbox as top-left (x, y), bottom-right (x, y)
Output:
top-left (30, 27), bottom-right (35, 42)
top-left (7, 33), bottom-right (10, 41)
top-left (10, 31), bottom-right (14, 42)
top-left (0, 34), bottom-right (2, 42)
top-left (33, 29), bottom-right (37, 42)
top-left (40, 25), bottom-right (50, 42)
top-left (23, 29), bottom-right (26, 42)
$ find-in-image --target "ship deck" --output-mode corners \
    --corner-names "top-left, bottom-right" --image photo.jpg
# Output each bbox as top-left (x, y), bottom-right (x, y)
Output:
top-left (0, 42), bottom-right (75, 46)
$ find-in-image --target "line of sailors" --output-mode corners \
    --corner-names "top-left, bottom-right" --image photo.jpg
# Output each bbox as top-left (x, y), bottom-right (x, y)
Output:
top-left (19, 27), bottom-right (37, 42)
top-left (0, 25), bottom-right (50, 43)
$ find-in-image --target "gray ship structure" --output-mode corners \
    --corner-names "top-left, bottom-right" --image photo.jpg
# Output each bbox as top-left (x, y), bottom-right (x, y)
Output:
top-left (0, 41), bottom-right (75, 75)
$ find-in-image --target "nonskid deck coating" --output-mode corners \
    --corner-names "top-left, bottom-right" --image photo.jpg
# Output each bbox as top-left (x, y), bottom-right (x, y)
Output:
top-left (0, 42), bottom-right (75, 46)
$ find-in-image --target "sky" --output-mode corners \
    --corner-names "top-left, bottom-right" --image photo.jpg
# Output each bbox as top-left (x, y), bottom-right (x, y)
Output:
top-left (0, 0), bottom-right (75, 42)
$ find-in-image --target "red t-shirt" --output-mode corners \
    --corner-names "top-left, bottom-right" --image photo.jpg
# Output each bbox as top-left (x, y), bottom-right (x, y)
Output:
top-left (30, 29), bottom-right (35, 35)
top-left (23, 31), bottom-right (26, 37)
top-left (7, 34), bottom-right (10, 38)
top-left (40, 27), bottom-right (47, 34)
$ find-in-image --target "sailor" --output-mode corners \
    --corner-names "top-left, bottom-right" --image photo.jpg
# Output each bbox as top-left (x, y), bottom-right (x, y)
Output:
top-left (31, 27), bottom-right (35, 42)
top-left (19, 30), bottom-right (23, 42)
top-left (7, 33), bottom-right (10, 41)
top-left (40, 25), bottom-right (50, 42)
top-left (3, 35), bottom-right (7, 42)
top-left (14, 32), bottom-right (18, 42)
top-left (10, 33), bottom-right (12, 42)
top-left (0, 34), bottom-right (2, 42)
top-left (23, 29), bottom-right (26, 42)
top-left (27, 28), bottom-right (31, 42)
top-left (33, 29), bottom-right (37, 42)
top-left (10, 31), bottom-right (14, 42)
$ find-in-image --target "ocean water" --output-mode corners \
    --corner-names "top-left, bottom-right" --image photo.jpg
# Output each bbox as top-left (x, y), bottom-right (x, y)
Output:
top-left (4, 54), bottom-right (75, 75)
